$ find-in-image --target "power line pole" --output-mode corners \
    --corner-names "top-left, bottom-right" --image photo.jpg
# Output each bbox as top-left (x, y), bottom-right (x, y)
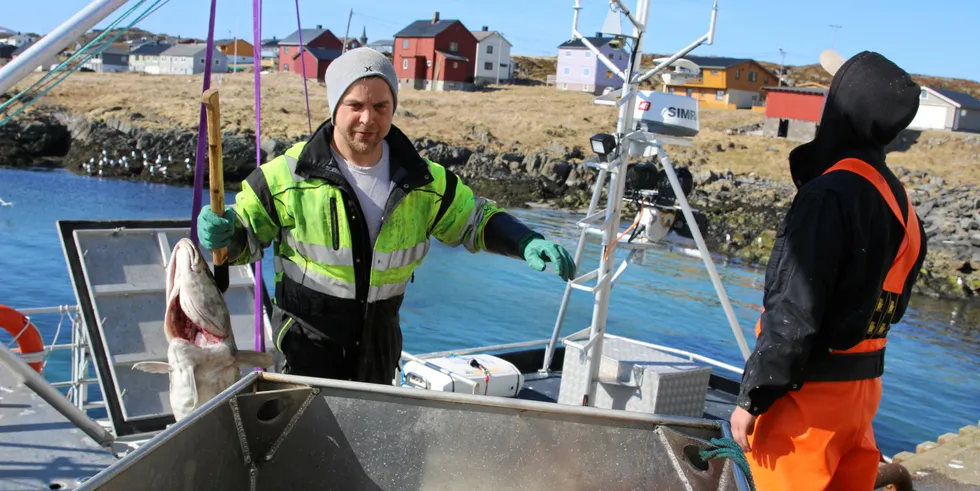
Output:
top-left (496, 32), bottom-right (503, 85)
top-left (829, 24), bottom-right (842, 49)
top-left (778, 47), bottom-right (786, 86)
top-left (342, 8), bottom-right (353, 54)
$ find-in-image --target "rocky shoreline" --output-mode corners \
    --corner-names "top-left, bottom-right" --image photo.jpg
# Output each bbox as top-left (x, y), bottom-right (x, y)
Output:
top-left (2, 108), bottom-right (978, 301)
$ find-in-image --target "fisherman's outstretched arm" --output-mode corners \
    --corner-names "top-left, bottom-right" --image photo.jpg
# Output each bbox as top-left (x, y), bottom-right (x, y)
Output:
top-left (736, 189), bottom-right (847, 415)
top-left (427, 163), bottom-right (539, 258)
top-left (226, 167), bottom-right (282, 265)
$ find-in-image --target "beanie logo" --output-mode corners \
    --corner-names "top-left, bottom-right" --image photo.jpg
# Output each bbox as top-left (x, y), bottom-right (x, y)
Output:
top-left (364, 66), bottom-right (374, 72)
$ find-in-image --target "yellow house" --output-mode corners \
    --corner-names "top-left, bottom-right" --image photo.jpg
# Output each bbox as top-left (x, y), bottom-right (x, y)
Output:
top-left (663, 56), bottom-right (779, 109)
top-left (216, 39), bottom-right (254, 58)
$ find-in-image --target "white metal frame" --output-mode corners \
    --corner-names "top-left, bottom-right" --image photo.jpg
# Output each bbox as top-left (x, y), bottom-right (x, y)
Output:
top-left (0, 0), bottom-right (132, 95)
top-left (540, 0), bottom-right (750, 408)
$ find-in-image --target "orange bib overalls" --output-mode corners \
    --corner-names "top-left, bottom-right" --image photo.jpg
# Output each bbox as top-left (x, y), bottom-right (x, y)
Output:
top-left (747, 158), bottom-right (922, 491)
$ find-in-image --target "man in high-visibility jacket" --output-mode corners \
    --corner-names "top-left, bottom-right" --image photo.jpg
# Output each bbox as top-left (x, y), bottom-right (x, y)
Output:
top-left (196, 48), bottom-right (575, 384)
top-left (730, 50), bottom-right (928, 490)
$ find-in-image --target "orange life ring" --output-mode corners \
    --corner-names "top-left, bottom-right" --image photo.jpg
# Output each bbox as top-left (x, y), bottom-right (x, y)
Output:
top-left (0, 305), bottom-right (45, 373)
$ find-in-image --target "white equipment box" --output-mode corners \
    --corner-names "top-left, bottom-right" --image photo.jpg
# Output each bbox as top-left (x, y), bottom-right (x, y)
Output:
top-left (558, 335), bottom-right (712, 418)
top-left (402, 354), bottom-right (525, 398)
top-left (633, 90), bottom-right (700, 138)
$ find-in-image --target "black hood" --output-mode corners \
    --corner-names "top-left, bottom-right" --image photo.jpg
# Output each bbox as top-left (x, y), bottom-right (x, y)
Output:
top-left (788, 51), bottom-right (921, 188)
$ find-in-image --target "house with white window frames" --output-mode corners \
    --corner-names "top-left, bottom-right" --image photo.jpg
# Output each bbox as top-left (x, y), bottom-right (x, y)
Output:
top-left (908, 86), bottom-right (980, 133)
top-left (554, 34), bottom-right (629, 95)
top-left (471, 27), bottom-right (512, 85)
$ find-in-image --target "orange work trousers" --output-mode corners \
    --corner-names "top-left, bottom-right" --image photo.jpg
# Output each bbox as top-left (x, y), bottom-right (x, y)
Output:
top-left (746, 339), bottom-right (885, 491)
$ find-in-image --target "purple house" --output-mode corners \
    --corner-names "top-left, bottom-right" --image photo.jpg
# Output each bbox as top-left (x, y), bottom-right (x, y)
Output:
top-left (555, 34), bottom-right (629, 95)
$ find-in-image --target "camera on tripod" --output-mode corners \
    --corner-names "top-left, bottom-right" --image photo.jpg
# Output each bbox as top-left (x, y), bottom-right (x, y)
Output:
top-left (624, 161), bottom-right (708, 243)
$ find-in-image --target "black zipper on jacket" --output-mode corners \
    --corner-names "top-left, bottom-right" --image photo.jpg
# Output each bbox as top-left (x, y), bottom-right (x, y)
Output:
top-left (329, 197), bottom-right (340, 251)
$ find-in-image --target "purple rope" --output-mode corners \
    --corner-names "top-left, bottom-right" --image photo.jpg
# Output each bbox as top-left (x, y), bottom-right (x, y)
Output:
top-left (294, 0), bottom-right (313, 135)
top-left (252, 0), bottom-right (266, 357)
top-left (190, 0), bottom-right (219, 246)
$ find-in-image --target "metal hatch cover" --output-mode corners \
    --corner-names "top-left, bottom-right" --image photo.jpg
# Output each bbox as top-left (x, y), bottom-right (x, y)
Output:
top-left (77, 372), bottom-right (750, 491)
top-left (56, 219), bottom-right (279, 438)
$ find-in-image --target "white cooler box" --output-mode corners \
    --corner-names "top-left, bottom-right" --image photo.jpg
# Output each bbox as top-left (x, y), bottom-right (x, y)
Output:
top-left (401, 354), bottom-right (525, 398)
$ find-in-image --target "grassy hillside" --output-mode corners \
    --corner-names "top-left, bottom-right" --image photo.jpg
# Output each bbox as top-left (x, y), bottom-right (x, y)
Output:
top-left (13, 71), bottom-right (980, 186)
top-left (514, 56), bottom-right (980, 99)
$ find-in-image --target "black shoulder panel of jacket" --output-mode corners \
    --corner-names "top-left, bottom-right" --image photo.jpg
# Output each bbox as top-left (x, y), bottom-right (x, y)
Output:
top-left (483, 212), bottom-right (542, 260)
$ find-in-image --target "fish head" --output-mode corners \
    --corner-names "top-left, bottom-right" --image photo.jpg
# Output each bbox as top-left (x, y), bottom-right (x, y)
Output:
top-left (164, 238), bottom-right (235, 353)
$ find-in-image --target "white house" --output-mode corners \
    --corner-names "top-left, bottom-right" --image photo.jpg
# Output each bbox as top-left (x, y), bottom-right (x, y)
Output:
top-left (2, 34), bottom-right (38, 48)
top-left (471, 27), bottom-right (512, 85)
top-left (908, 86), bottom-right (980, 133)
top-left (366, 39), bottom-right (393, 54)
top-left (157, 44), bottom-right (228, 75)
top-left (128, 42), bottom-right (171, 74)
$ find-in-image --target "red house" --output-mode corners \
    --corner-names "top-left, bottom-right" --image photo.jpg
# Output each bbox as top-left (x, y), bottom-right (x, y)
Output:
top-left (393, 12), bottom-right (477, 91)
top-left (278, 25), bottom-right (343, 80)
top-left (761, 86), bottom-right (828, 141)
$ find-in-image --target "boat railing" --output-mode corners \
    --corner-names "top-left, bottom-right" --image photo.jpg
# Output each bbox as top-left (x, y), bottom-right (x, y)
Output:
top-left (6, 304), bottom-right (106, 412)
top-left (1, 304), bottom-right (116, 449)
top-left (407, 328), bottom-right (743, 378)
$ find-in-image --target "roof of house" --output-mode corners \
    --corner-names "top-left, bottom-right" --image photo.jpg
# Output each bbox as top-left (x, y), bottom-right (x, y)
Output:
top-left (161, 44), bottom-right (223, 57)
top-left (100, 45), bottom-right (129, 56)
top-left (261, 38), bottom-right (280, 47)
top-left (279, 28), bottom-right (330, 45)
top-left (131, 42), bottom-right (172, 56)
top-left (472, 30), bottom-right (512, 46)
top-left (436, 50), bottom-right (468, 62)
top-left (395, 19), bottom-right (463, 38)
top-left (367, 39), bottom-right (393, 46)
top-left (762, 86), bottom-right (828, 96)
top-left (293, 47), bottom-right (341, 61)
top-left (472, 31), bottom-right (495, 42)
top-left (0, 45), bottom-right (16, 58)
top-left (681, 56), bottom-right (751, 69)
top-left (929, 86), bottom-right (980, 110)
top-left (558, 36), bottom-right (620, 49)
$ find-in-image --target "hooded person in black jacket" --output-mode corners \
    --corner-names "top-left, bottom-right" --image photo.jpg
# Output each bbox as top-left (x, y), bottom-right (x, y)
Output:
top-left (730, 50), bottom-right (928, 490)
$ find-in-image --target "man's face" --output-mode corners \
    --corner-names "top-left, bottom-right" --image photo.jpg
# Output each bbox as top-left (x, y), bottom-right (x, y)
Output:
top-left (334, 77), bottom-right (393, 155)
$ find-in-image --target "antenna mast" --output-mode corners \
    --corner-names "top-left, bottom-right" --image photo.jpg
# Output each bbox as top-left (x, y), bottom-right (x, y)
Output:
top-left (541, 0), bottom-right (749, 408)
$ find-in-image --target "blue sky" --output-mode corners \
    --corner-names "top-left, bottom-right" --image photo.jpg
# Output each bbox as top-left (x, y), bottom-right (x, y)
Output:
top-left (5, 0), bottom-right (979, 81)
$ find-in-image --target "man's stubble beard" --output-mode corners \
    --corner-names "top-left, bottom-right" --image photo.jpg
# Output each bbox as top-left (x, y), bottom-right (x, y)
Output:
top-left (344, 128), bottom-right (381, 155)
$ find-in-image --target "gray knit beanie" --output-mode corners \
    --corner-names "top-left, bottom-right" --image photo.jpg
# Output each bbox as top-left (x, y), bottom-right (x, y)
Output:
top-left (325, 47), bottom-right (398, 121)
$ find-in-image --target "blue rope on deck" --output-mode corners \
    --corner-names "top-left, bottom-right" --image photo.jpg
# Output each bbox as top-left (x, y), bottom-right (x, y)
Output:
top-left (698, 437), bottom-right (756, 491)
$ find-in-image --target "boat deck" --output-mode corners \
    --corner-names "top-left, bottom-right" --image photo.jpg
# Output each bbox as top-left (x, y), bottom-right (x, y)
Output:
top-left (0, 345), bottom-right (742, 490)
top-left (0, 369), bottom-right (117, 491)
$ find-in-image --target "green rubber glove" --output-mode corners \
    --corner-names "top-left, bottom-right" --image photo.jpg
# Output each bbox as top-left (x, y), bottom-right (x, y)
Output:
top-left (523, 237), bottom-right (576, 281)
top-left (197, 205), bottom-right (237, 250)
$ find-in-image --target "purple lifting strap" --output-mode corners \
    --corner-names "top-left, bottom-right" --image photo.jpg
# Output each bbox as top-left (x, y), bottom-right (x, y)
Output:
top-left (189, 0), bottom-right (219, 246)
top-left (252, 0), bottom-right (266, 356)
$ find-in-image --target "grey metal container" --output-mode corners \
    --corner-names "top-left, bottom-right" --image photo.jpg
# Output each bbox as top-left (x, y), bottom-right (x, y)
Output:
top-left (79, 371), bottom-right (751, 491)
top-left (560, 335), bottom-right (713, 418)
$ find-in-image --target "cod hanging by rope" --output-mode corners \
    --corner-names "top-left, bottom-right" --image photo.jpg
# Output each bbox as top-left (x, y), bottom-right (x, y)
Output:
top-left (133, 238), bottom-right (274, 421)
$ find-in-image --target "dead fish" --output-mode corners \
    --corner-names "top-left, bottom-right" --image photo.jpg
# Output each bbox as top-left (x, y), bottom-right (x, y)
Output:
top-left (133, 238), bottom-right (273, 421)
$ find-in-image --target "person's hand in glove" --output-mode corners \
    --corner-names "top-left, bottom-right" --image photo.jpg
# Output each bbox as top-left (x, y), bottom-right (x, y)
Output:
top-left (197, 205), bottom-right (237, 250)
top-left (522, 237), bottom-right (576, 281)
